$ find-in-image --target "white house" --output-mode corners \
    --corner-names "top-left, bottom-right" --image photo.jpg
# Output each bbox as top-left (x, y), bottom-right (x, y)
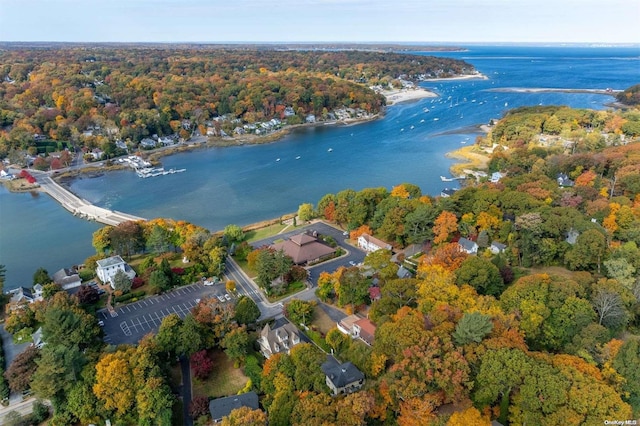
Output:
top-left (490, 172), bottom-right (504, 183)
top-left (96, 255), bottom-right (136, 289)
top-left (357, 233), bottom-right (392, 253)
top-left (458, 238), bottom-right (479, 254)
top-left (490, 242), bottom-right (507, 254)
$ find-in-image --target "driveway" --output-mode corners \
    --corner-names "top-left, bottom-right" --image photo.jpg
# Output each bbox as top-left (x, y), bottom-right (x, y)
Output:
top-left (97, 282), bottom-right (232, 345)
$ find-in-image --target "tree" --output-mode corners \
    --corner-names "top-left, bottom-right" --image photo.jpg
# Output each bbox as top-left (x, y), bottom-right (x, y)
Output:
top-left (112, 269), bottom-right (132, 293)
top-left (363, 249), bottom-right (398, 281)
top-left (110, 220), bottom-right (144, 259)
top-left (455, 256), bottom-right (504, 297)
top-left (189, 396), bottom-right (210, 419)
top-left (222, 326), bottom-right (250, 363)
top-left (136, 376), bottom-right (174, 426)
top-left (452, 312), bottom-right (494, 345)
top-left (223, 224), bottom-right (245, 243)
top-left (433, 211), bottom-right (458, 244)
top-left (565, 229), bottom-right (607, 273)
top-left (5, 346), bottom-right (40, 393)
top-left (33, 267), bottom-right (51, 285)
top-left (149, 269), bottom-right (171, 292)
top-left (592, 287), bottom-right (627, 328)
top-left (473, 347), bottom-right (532, 408)
top-left (179, 314), bottom-right (204, 356)
top-left (93, 348), bottom-right (136, 417)
top-left (612, 339), bottom-right (640, 411)
top-left (226, 280), bottom-right (237, 293)
top-left (222, 406), bottom-right (267, 426)
top-left (326, 328), bottom-right (350, 354)
top-left (156, 314), bottom-right (183, 357)
top-left (235, 296), bottom-right (260, 325)
top-left (284, 300), bottom-right (314, 326)
top-left (297, 203), bottom-right (315, 222)
top-left (146, 224), bottom-right (172, 254)
top-left (447, 407), bottom-right (491, 426)
top-left (76, 285), bottom-right (99, 305)
top-left (190, 350), bottom-right (214, 380)
top-left (92, 226), bottom-right (112, 254)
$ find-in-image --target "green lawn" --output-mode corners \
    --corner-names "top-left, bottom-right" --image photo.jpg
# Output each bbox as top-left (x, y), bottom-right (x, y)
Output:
top-left (246, 223), bottom-right (291, 242)
top-left (192, 350), bottom-right (249, 399)
top-left (266, 281), bottom-right (306, 303)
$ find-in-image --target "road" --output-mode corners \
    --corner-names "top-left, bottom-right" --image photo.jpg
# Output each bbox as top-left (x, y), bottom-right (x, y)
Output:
top-left (180, 356), bottom-right (193, 426)
top-left (97, 282), bottom-right (231, 345)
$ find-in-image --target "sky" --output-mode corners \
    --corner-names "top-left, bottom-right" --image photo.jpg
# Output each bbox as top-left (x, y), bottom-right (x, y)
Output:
top-left (1, 0), bottom-right (639, 44)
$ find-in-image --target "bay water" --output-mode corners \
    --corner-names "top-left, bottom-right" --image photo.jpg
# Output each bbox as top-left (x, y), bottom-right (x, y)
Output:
top-left (1, 45), bottom-right (638, 289)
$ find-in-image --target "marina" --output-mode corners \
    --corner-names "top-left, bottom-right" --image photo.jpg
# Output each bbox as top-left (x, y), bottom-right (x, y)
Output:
top-left (136, 167), bottom-right (187, 178)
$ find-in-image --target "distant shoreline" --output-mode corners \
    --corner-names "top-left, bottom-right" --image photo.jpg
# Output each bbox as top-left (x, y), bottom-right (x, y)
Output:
top-left (489, 87), bottom-right (622, 95)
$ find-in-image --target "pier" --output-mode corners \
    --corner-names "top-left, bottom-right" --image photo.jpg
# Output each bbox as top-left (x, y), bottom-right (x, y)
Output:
top-left (37, 175), bottom-right (146, 226)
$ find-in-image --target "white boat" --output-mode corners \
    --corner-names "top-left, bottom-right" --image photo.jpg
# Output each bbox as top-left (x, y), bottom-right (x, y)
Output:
top-left (410, 125), bottom-right (414, 129)
top-left (420, 119), bottom-right (425, 123)
top-left (400, 128), bottom-right (404, 132)
top-left (295, 156), bottom-right (301, 160)
top-left (328, 148), bottom-right (333, 152)
top-left (276, 158), bottom-right (280, 162)
top-left (433, 118), bottom-right (439, 121)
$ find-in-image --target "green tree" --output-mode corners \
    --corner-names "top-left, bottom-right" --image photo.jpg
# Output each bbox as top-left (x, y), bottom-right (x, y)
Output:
top-left (452, 312), bottom-right (494, 345)
top-left (565, 229), bottom-right (607, 273)
top-left (112, 269), bottom-right (132, 293)
top-left (149, 269), bottom-right (171, 292)
top-left (326, 328), bottom-right (350, 354)
top-left (612, 339), bottom-right (640, 412)
top-left (146, 225), bottom-right (172, 254)
top-left (156, 314), bottom-right (183, 357)
top-left (363, 249), bottom-right (398, 281)
top-left (33, 267), bottom-right (51, 285)
top-left (179, 314), bottom-right (203, 356)
top-left (455, 256), bottom-right (504, 297)
top-left (284, 300), bottom-right (314, 326)
top-left (473, 348), bottom-right (532, 408)
top-left (222, 326), bottom-right (250, 363)
top-left (235, 296), bottom-right (261, 325)
top-left (223, 224), bottom-right (245, 243)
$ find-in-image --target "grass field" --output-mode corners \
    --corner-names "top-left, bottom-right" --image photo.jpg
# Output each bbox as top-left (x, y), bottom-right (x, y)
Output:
top-left (246, 223), bottom-right (291, 242)
top-left (312, 304), bottom-right (339, 334)
top-left (192, 350), bottom-right (249, 399)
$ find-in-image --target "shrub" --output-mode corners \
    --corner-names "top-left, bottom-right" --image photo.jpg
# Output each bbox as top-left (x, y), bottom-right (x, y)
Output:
top-left (191, 350), bottom-right (213, 380)
top-left (189, 396), bottom-right (210, 418)
top-left (131, 277), bottom-right (145, 289)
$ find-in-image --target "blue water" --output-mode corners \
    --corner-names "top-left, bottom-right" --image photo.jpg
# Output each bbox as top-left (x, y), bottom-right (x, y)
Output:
top-left (1, 45), bottom-right (639, 289)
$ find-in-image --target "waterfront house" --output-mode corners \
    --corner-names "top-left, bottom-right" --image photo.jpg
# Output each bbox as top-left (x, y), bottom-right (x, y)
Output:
top-left (139, 138), bottom-right (157, 149)
top-left (53, 267), bottom-right (82, 290)
top-left (209, 392), bottom-right (260, 423)
top-left (270, 233), bottom-right (336, 265)
top-left (96, 255), bottom-right (136, 289)
top-left (357, 233), bottom-right (392, 253)
top-left (258, 322), bottom-right (301, 358)
top-left (440, 188), bottom-right (458, 198)
top-left (322, 356), bottom-right (365, 396)
top-left (458, 238), bottom-right (479, 254)
top-left (490, 172), bottom-right (504, 183)
top-left (6, 286), bottom-right (41, 312)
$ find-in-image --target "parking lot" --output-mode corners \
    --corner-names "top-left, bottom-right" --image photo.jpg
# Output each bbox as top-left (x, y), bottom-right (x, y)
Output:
top-left (98, 282), bottom-right (232, 345)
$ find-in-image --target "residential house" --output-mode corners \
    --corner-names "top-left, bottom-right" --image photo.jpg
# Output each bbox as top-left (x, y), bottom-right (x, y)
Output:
top-left (557, 173), bottom-right (575, 187)
top-left (458, 237), bottom-right (479, 254)
top-left (6, 287), bottom-right (38, 312)
top-left (283, 106), bottom-right (295, 117)
top-left (271, 233), bottom-right (336, 265)
top-left (139, 138), bottom-right (157, 149)
top-left (490, 242), bottom-right (507, 254)
top-left (321, 356), bottom-right (365, 396)
top-left (353, 318), bottom-right (376, 345)
top-left (115, 140), bottom-right (128, 151)
top-left (258, 322), bottom-right (301, 358)
top-left (397, 265), bottom-right (413, 279)
top-left (96, 255), bottom-right (136, 289)
top-left (490, 172), bottom-right (504, 183)
top-left (90, 148), bottom-right (104, 160)
top-left (368, 286), bottom-right (381, 301)
top-left (32, 327), bottom-right (45, 349)
top-left (566, 228), bottom-right (580, 245)
top-left (53, 267), bottom-right (82, 290)
top-left (440, 188), bottom-right (458, 198)
top-left (337, 315), bottom-right (377, 346)
top-left (208, 392), bottom-right (260, 423)
top-left (306, 114), bottom-right (316, 123)
top-left (357, 233), bottom-right (392, 253)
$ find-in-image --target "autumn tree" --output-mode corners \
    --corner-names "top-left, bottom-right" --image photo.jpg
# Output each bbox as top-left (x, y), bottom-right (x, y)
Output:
top-left (5, 346), bottom-right (40, 393)
top-left (222, 325), bottom-right (250, 364)
top-left (297, 203), bottom-right (315, 222)
top-left (222, 406), bottom-right (268, 426)
top-left (447, 407), bottom-right (491, 426)
top-left (93, 348), bottom-right (136, 417)
top-left (190, 350), bottom-right (214, 380)
top-left (433, 211), bottom-right (458, 244)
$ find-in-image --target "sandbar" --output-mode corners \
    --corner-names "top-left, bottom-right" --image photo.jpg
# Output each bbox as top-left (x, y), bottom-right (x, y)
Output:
top-left (425, 73), bottom-right (489, 82)
top-left (378, 87), bottom-right (437, 105)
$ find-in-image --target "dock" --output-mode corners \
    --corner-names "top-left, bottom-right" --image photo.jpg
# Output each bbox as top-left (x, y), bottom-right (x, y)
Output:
top-left (37, 175), bottom-right (146, 226)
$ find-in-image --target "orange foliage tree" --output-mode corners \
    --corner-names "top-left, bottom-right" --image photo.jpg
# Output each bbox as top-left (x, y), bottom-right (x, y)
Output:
top-left (433, 211), bottom-right (458, 244)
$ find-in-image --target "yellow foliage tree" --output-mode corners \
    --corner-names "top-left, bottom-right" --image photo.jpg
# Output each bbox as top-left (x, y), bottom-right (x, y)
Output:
top-left (447, 407), bottom-right (491, 426)
top-left (93, 349), bottom-right (136, 416)
top-left (433, 211), bottom-right (458, 244)
top-left (391, 184), bottom-right (410, 199)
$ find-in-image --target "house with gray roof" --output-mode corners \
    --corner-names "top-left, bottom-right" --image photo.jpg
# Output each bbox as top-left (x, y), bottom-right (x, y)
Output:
top-left (96, 255), bottom-right (136, 289)
top-left (53, 267), bottom-right (82, 290)
top-left (208, 391), bottom-right (260, 423)
top-left (490, 242), bottom-right (507, 254)
top-left (458, 237), bottom-right (479, 254)
top-left (321, 356), bottom-right (365, 396)
top-left (258, 322), bottom-right (301, 358)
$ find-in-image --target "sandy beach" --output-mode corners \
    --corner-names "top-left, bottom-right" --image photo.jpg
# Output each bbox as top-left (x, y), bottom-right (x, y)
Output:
top-left (425, 73), bottom-right (489, 82)
top-left (378, 87), bottom-right (438, 105)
